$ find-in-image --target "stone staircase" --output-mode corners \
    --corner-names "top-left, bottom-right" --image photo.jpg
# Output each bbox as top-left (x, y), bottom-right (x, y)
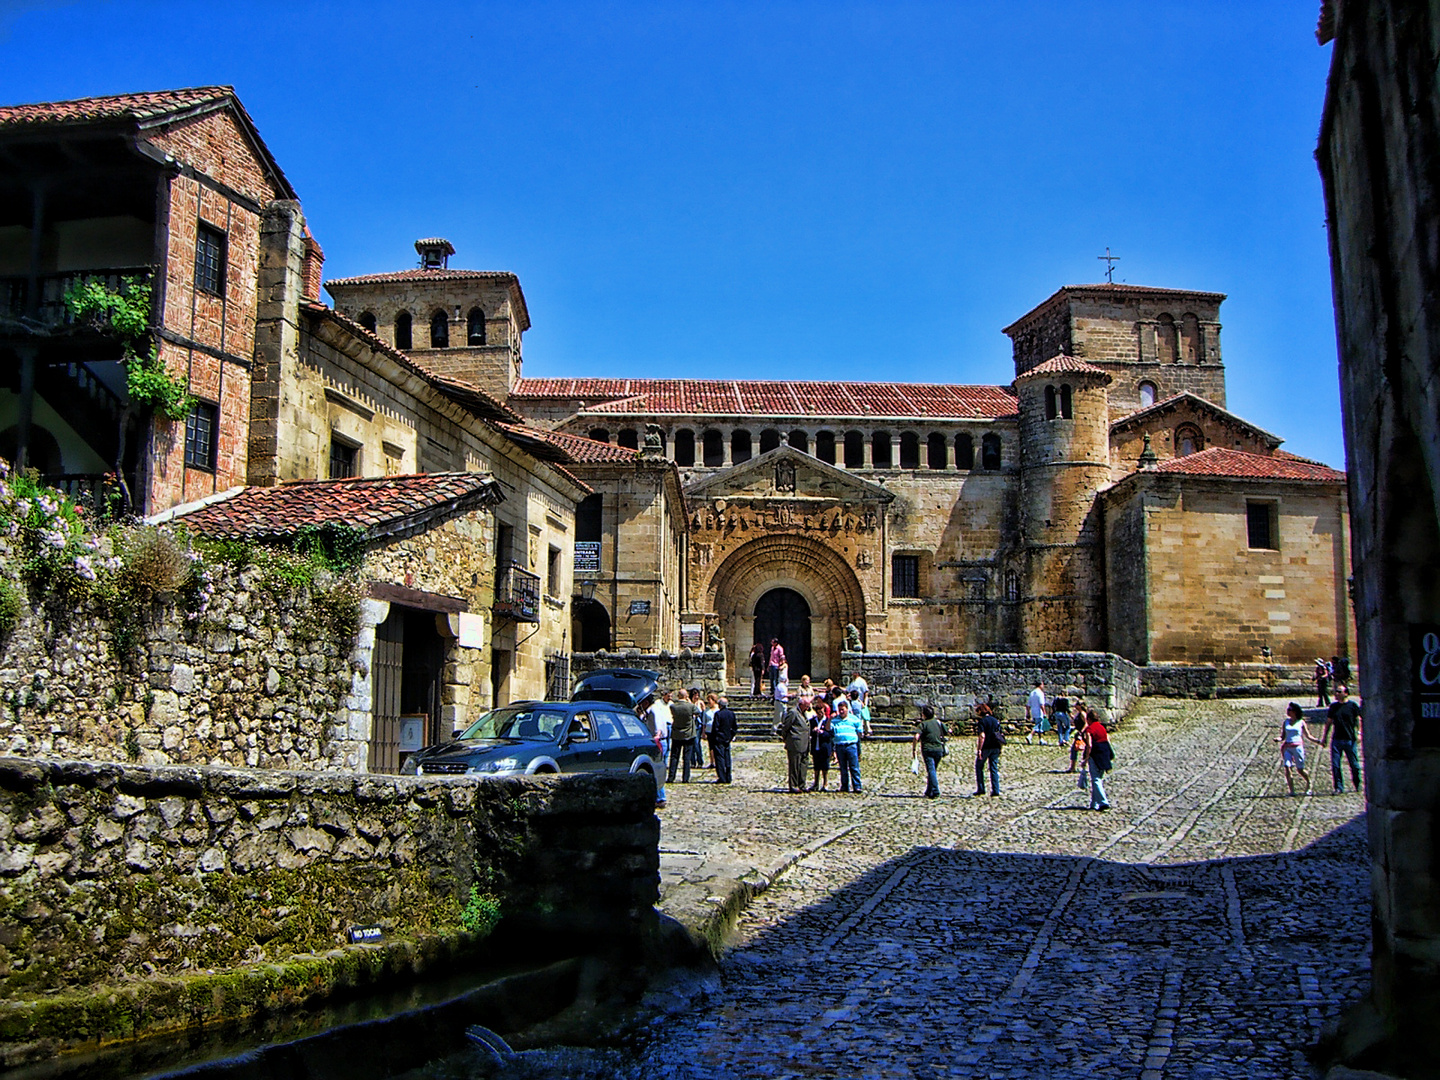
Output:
top-left (721, 686), bottom-right (917, 742)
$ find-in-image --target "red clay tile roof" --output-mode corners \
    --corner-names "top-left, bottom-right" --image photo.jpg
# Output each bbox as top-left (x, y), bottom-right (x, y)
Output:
top-left (325, 268), bottom-right (519, 287)
top-left (510, 379), bottom-right (1020, 420)
top-left (0, 86), bottom-right (232, 128)
top-left (1148, 447), bottom-right (1344, 482)
top-left (494, 423), bottom-right (639, 464)
top-left (174, 473), bottom-right (503, 541)
top-left (0, 85), bottom-right (297, 199)
top-left (1016, 354), bottom-right (1113, 380)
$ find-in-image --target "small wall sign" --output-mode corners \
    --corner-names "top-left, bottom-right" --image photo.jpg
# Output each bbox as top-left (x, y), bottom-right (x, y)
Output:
top-left (1411, 624), bottom-right (1440, 747)
top-left (398, 715), bottom-right (427, 753)
top-left (347, 924), bottom-right (383, 944)
top-left (629, 600), bottom-right (652, 616)
top-left (680, 622), bottom-right (703, 649)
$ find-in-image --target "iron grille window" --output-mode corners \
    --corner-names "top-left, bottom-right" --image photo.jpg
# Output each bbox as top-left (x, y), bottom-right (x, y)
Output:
top-left (195, 222), bottom-right (226, 296)
top-left (545, 653), bottom-right (570, 700)
top-left (330, 435), bottom-right (359, 479)
top-left (184, 400), bottom-right (218, 471)
top-left (1247, 501), bottom-right (1277, 550)
top-left (893, 554), bottom-right (920, 598)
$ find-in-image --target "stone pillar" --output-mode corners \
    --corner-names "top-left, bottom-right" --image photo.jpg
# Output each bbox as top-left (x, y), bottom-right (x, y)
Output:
top-left (723, 427), bottom-right (734, 467)
top-left (863, 433), bottom-right (874, 469)
top-left (1317, 2), bottom-right (1440, 1070)
top-left (248, 200), bottom-right (308, 488)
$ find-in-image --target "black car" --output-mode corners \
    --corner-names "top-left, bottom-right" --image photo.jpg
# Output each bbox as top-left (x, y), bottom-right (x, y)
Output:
top-left (570, 667), bottom-right (663, 711)
top-left (400, 700), bottom-right (661, 781)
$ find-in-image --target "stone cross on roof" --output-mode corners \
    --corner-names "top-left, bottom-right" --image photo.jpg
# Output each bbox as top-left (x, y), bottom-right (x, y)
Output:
top-left (1098, 247), bottom-right (1120, 283)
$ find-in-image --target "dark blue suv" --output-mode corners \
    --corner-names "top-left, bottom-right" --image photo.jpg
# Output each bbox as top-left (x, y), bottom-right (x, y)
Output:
top-left (400, 700), bottom-right (661, 780)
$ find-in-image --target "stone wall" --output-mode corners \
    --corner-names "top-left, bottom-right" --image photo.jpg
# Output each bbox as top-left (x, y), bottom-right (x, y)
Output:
top-left (0, 560), bottom-right (365, 771)
top-left (845, 651), bottom-right (1141, 726)
top-left (0, 757), bottom-right (659, 1060)
top-left (571, 651), bottom-right (726, 697)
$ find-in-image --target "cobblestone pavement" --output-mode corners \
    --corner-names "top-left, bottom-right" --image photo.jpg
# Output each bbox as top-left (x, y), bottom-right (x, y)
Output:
top-left (640, 698), bottom-right (1370, 1079)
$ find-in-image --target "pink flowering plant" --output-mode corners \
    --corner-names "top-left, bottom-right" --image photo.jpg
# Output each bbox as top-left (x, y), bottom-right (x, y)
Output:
top-left (0, 471), bottom-right (97, 591)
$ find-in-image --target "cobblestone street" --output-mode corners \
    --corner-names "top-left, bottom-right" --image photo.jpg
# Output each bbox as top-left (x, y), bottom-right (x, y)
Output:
top-left (641, 697), bottom-right (1370, 1079)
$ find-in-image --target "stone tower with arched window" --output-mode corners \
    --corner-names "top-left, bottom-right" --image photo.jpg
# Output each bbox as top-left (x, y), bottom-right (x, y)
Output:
top-left (1003, 284), bottom-right (1226, 415)
top-left (325, 240), bottom-right (530, 403)
top-left (1013, 354), bottom-right (1113, 650)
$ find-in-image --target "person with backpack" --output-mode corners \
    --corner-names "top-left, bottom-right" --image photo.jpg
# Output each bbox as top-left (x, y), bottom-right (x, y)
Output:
top-left (973, 702), bottom-right (1004, 797)
top-left (1314, 658), bottom-right (1333, 708)
top-left (1082, 712), bottom-right (1114, 811)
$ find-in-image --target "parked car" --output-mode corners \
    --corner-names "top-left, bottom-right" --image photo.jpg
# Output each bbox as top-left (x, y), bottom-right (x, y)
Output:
top-left (570, 667), bottom-right (663, 711)
top-left (400, 700), bottom-right (662, 783)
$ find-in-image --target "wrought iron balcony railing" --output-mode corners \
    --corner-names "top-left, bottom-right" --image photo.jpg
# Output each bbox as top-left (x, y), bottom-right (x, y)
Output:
top-left (493, 562), bottom-right (541, 623)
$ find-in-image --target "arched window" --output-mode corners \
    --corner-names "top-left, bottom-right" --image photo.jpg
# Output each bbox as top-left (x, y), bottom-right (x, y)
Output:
top-left (394, 311), bottom-right (412, 351)
top-left (1004, 570), bottom-right (1020, 602)
top-left (1175, 424), bottom-right (1203, 457)
top-left (955, 433), bottom-right (975, 470)
top-left (358, 311), bottom-right (377, 334)
top-left (927, 432), bottom-right (948, 469)
top-left (1138, 381), bottom-right (1157, 408)
top-left (899, 432), bottom-right (920, 469)
top-left (1045, 385), bottom-right (1058, 420)
top-left (618, 428), bottom-right (639, 450)
top-left (1060, 384), bottom-right (1073, 419)
top-left (1157, 313), bottom-right (1178, 364)
top-left (1181, 312), bottom-right (1202, 364)
top-left (981, 433), bottom-right (1002, 470)
top-left (843, 430), bottom-right (864, 469)
top-left (430, 309), bottom-right (449, 348)
top-left (467, 307), bottom-right (487, 345)
top-left (731, 430), bottom-right (752, 463)
top-left (817, 430), bottom-right (837, 464)
top-left (872, 431), bottom-right (893, 468)
top-left (702, 430), bottom-right (724, 467)
top-left (759, 429), bottom-right (781, 454)
top-left (588, 428), bottom-right (610, 443)
top-left (788, 429), bottom-right (809, 453)
top-left (674, 429), bottom-right (696, 466)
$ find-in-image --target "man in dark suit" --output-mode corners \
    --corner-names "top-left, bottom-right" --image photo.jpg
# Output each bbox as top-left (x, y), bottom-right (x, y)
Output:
top-left (711, 696), bottom-right (737, 784)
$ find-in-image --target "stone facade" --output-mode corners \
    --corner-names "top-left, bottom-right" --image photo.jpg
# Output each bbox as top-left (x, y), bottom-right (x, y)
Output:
top-left (846, 651), bottom-right (1140, 726)
top-left (1103, 473), bottom-right (1353, 666)
top-left (0, 89), bottom-right (294, 517)
top-left (1317, 2), bottom-right (1440, 1068)
top-left (0, 756), bottom-right (659, 1060)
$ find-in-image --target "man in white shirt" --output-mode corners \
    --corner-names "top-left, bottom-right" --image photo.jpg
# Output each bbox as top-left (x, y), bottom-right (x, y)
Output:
top-left (645, 690), bottom-right (673, 807)
top-left (846, 673), bottom-right (869, 703)
top-left (1026, 681), bottom-right (1049, 745)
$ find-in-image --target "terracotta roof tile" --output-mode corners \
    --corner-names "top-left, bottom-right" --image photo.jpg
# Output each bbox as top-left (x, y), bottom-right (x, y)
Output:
top-left (173, 473), bottom-right (502, 540)
top-left (493, 423), bottom-right (639, 463)
top-left (510, 379), bottom-right (1019, 420)
top-left (0, 86), bottom-right (233, 129)
top-left (325, 268), bottom-right (519, 287)
top-left (1148, 447), bottom-right (1344, 482)
top-left (1016, 354), bottom-right (1113, 380)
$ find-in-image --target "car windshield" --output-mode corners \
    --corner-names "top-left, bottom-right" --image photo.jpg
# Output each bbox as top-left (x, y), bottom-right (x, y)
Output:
top-left (460, 706), bottom-right (569, 741)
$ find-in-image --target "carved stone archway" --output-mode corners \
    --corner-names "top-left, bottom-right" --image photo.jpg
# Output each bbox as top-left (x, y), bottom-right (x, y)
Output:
top-left (705, 533), bottom-right (866, 681)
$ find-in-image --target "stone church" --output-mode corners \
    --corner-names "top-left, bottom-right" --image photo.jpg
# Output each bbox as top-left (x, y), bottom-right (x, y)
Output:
top-left (330, 248), bottom-right (1355, 684)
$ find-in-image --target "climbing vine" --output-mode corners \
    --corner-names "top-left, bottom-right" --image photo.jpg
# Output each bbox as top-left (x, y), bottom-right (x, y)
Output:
top-left (64, 276), bottom-right (194, 420)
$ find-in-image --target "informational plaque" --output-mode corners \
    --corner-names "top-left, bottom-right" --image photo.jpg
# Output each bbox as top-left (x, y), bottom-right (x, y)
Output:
top-left (456, 611), bottom-right (485, 649)
top-left (574, 542), bottom-right (601, 573)
top-left (629, 599), bottom-right (652, 616)
top-left (398, 715), bottom-right (428, 753)
top-left (1411, 624), bottom-right (1440, 747)
top-left (680, 622), bottom-right (703, 649)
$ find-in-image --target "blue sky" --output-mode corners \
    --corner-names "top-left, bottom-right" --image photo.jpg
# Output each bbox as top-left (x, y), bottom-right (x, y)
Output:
top-left (2, 1), bottom-right (1343, 464)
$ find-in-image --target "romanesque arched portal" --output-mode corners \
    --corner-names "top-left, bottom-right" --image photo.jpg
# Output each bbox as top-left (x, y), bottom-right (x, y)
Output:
top-left (705, 533), bottom-right (866, 681)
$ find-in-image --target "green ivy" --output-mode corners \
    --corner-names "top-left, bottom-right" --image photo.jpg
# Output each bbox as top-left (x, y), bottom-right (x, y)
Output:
top-left (64, 277), bottom-right (195, 421)
top-left (459, 887), bottom-right (502, 937)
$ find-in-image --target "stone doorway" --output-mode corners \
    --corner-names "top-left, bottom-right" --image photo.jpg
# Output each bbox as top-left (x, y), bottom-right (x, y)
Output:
top-left (754, 587), bottom-right (811, 681)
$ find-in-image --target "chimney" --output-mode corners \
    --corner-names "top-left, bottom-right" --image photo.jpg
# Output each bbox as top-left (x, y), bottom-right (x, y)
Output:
top-left (302, 229), bottom-right (325, 302)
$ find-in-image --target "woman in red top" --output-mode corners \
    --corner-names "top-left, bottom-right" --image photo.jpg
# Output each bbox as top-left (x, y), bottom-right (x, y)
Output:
top-left (1082, 714), bottom-right (1113, 811)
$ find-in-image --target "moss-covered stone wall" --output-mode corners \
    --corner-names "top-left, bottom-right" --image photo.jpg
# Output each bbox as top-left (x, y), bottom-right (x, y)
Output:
top-left (0, 758), bottom-right (659, 1063)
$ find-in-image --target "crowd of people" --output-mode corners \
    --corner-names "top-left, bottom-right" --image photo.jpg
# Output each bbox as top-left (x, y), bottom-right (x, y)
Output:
top-left (637, 646), bottom-right (1362, 813)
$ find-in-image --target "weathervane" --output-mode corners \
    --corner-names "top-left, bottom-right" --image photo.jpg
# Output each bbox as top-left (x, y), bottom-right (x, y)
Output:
top-left (1098, 247), bottom-right (1120, 284)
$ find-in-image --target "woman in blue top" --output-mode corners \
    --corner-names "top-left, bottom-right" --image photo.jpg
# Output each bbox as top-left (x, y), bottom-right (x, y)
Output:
top-left (831, 697), bottom-right (864, 793)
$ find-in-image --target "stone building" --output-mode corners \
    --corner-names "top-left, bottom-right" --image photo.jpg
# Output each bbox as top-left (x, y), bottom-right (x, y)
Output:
top-left (0, 86), bottom-right (295, 514)
top-left (329, 237), bottom-right (1355, 684)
